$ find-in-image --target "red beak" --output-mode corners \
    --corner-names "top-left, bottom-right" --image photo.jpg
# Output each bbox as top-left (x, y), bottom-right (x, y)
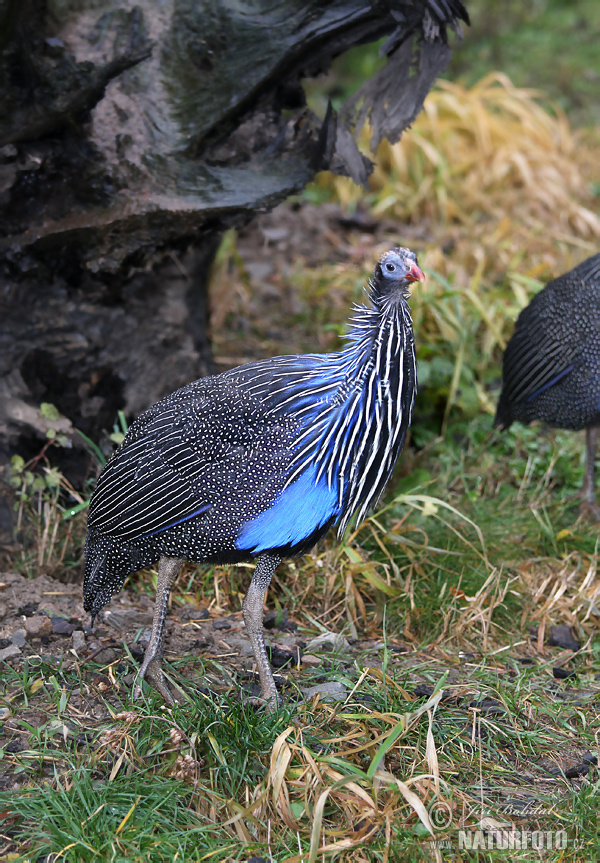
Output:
top-left (406, 262), bottom-right (425, 283)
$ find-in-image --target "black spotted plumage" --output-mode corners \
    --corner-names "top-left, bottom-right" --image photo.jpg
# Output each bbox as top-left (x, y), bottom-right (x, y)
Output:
top-left (85, 381), bottom-right (301, 608)
top-left (495, 253), bottom-right (600, 503)
top-left (84, 248), bottom-right (423, 708)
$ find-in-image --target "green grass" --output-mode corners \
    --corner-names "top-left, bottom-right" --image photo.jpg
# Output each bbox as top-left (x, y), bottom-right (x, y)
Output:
top-left (3, 11), bottom-right (600, 858)
top-left (2, 413), bottom-right (600, 861)
top-left (448, 0), bottom-right (600, 125)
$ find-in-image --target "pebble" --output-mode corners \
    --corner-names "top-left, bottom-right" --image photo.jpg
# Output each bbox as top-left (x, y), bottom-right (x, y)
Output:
top-left (180, 607), bottom-right (209, 621)
top-left (51, 617), bottom-right (78, 635)
top-left (0, 644), bottom-right (21, 662)
top-left (72, 630), bottom-right (86, 654)
top-left (301, 653), bottom-right (322, 667)
top-left (24, 615), bottom-right (53, 638)
top-left (267, 644), bottom-right (300, 668)
top-left (94, 648), bottom-right (120, 664)
top-left (553, 666), bottom-right (576, 680)
top-left (305, 631), bottom-right (351, 653)
top-left (548, 625), bottom-right (581, 652)
top-left (11, 628), bottom-right (27, 647)
top-left (213, 619), bottom-right (232, 631)
top-left (39, 602), bottom-right (67, 619)
top-left (301, 681), bottom-right (347, 703)
top-left (0, 601), bottom-right (7, 620)
top-left (263, 608), bottom-right (288, 629)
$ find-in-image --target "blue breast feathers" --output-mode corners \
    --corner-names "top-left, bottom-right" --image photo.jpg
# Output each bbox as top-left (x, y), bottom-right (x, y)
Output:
top-left (235, 464), bottom-right (339, 553)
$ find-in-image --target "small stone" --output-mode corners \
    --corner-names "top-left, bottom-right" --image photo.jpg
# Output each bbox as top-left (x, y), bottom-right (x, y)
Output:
top-left (553, 667), bottom-right (576, 680)
top-left (51, 617), bottom-right (77, 635)
top-left (94, 648), bottom-right (119, 664)
top-left (0, 602), bottom-right (7, 620)
top-left (263, 608), bottom-right (288, 630)
top-left (72, 630), bottom-right (86, 654)
top-left (24, 615), bottom-right (53, 638)
top-left (11, 629), bottom-right (27, 647)
top-left (127, 642), bottom-right (145, 661)
top-left (302, 681), bottom-right (347, 703)
top-left (266, 644), bottom-right (300, 668)
top-left (180, 607), bottom-right (209, 621)
top-left (413, 684), bottom-right (434, 698)
top-left (548, 625), bottom-right (581, 652)
top-left (0, 644), bottom-right (21, 661)
top-left (301, 653), bottom-right (322, 667)
top-left (564, 763), bottom-right (590, 779)
top-left (213, 619), bottom-right (232, 630)
top-left (39, 603), bottom-right (68, 619)
top-left (0, 144), bottom-right (17, 163)
top-left (468, 697), bottom-right (506, 715)
top-left (305, 631), bottom-right (351, 653)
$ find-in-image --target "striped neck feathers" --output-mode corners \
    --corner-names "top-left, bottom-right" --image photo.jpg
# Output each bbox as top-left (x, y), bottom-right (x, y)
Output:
top-left (288, 283), bottom-right (417, 532)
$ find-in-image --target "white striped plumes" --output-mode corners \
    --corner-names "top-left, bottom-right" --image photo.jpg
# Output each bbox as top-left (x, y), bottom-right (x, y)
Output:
top-left (85, 247), bottom-right (420, 614)
top-left (226, 250), bottom-right (419, 536)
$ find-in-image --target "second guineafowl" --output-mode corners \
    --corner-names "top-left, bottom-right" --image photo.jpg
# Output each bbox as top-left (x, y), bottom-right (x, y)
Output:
top-left (84, 248), bottom-right (423, 709)
top-left (495, 253), bottom-right (600, 507)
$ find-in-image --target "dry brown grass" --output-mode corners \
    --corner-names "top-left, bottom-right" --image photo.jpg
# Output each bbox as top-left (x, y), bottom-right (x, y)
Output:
top-left (321, 73), bottom-right (600, 282)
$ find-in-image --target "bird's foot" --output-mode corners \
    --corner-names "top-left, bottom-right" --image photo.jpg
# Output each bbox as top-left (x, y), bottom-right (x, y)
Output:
top-left (577, 498), bottom-right (600, 522)
top-left (241, 676), bottom-right (282, 712)
top-left (133, 656), bottom-right (187, 705)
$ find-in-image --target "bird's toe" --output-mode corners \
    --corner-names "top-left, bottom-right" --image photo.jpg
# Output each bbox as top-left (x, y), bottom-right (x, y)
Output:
top-left (241, 678), bottom-right (283, 712)
top-left (134, 658), bottom-right (187, 705)
top-left (577, 499), bottom-right (600, 522)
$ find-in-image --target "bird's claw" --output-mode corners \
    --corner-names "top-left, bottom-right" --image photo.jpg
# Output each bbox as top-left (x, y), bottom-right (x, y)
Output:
top-left (241, 678), bottom-right (282, 712)
top-left (133, 657), bottom-right (187, 705)
top-left (577, 499), bottom-right (600, 521)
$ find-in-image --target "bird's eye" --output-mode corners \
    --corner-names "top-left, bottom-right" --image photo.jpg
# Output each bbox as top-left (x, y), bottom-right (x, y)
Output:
top-left (384, 261), bottom-right (397, 274)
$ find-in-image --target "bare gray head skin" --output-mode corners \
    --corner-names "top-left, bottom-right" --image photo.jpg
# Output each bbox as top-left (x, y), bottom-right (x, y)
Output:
top-left (373, 247), bottom-right (425, 301)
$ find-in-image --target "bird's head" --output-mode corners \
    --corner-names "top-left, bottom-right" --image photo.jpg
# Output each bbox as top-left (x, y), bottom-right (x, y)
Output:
top-left (373, 247), bottom-right (425, 301)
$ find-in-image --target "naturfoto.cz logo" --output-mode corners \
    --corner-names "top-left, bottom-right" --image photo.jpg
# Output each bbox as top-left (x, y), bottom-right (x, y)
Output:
top-left (457, 829), bottom-right (569, 850)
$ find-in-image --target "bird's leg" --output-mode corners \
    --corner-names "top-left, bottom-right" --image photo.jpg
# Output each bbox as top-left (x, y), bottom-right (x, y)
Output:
top-left (133, 555), bottom-right (184, 704)
top-left (579, 427), bottom-right (600, 519)
top-left (242, 553), bottom-right (281, 710)
top-left (582, 427), bottom-right (598, 503)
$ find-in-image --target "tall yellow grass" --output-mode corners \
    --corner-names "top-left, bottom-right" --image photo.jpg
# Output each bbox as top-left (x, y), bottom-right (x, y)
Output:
top-left (320, 72), bottom-right (600, 283)
top-left (313, 73), bottom-right (600, 420)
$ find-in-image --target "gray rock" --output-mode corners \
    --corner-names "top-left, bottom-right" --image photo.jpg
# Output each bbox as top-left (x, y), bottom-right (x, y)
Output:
top-left (94, 648), bottom-right (120, 664)
top-left (301, 681), bottom-right (347, 703)
top-left (71, 630), bottom-right (86, 654)
top-left (24, 615), bottom-right (52, 638)
top-left (10, 628), bottom-right (27, 647)
top-left (0, 644), bottom-right (21, 661)
top-left (305, 631), bottom-right (351, 653)
top-left (301, 653), bottom-right (322, 667)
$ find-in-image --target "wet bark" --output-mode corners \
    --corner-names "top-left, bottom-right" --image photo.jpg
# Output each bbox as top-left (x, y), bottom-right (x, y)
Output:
top-left (0, 0), bottom-right (468, 532)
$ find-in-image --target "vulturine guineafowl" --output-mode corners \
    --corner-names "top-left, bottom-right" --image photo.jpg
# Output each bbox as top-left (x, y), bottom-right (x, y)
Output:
top-left (495, 253), bottom-right (600, 508)
top-left (84, 248), bottom-right (423, 708)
